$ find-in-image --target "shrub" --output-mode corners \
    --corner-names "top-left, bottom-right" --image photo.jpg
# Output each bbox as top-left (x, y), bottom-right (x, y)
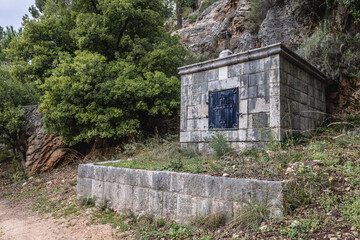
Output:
top-left (297, 20), bottom-right (360, 82)
top-left (208, 132), bottom-right (233, 157)
top-left (245, 0), bottom-right (277, 33)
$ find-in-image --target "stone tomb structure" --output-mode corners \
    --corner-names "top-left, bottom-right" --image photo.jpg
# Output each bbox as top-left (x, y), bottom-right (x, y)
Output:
top-left (178, 43), bottom-right (326, 151)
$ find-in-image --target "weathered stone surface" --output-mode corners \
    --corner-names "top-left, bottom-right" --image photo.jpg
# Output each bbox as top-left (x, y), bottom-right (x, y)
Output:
top-left (77, 165), bottom-right (285, 223)
top-left (21, 106), bottom-right (82, 175)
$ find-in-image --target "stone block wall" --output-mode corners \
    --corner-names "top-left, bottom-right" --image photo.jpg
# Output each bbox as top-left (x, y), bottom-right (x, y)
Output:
top-left (77, 164), bottom-right (285, 223)
top-left (178, 43), bottom-right (326, 151)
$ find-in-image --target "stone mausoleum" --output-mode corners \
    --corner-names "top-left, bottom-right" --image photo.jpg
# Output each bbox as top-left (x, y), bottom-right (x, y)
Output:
top-left (178, 43), bottom-right (327, 152)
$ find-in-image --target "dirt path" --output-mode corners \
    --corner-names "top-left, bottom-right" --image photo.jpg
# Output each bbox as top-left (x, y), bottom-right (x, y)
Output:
top-left (0, 198), bottom-right (118, 240)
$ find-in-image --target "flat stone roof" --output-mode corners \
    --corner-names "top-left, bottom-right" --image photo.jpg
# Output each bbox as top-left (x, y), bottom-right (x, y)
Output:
top-left (178, 43), bottom-right (327, 82)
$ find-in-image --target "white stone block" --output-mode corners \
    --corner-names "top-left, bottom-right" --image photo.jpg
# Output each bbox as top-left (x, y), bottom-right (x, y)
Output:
top-left (219, 66), bottom-right (228, 80)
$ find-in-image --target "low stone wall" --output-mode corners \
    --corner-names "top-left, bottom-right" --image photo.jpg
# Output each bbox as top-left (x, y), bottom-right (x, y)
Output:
top-left (77, 163), bottom-right (285, 223)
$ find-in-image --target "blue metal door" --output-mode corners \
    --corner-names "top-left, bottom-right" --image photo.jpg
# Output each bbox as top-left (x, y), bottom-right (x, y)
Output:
top-left (209, 88), bottom-right (239, 129)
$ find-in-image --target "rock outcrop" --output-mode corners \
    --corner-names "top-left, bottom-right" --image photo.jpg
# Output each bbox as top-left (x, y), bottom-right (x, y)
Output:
top-left (176, 0), bottom-right (312, 57)
top-left (21, 106), bottom-right (81, 174)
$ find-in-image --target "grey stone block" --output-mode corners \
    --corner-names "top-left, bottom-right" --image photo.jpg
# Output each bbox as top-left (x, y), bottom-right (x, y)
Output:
top-left (258, 84), bottom-right (269, 98)
top-left (133, 187), bottom-right (149, 214)
top-left (240, 87), bottom-right (248, 99)
top-left (184, 174), bottom-right (205, 196)
top-left (148, 189), bottom-right (163, 218)
top-left (195, 198), bottom-right (212, 216)
top-left (249, 72), bottom-right (266, 86)
top-left (245, 59), bottom-right (265, 74)
top-left (104, 182), bottom-right (119, 209)
top-left (248, 86), bottom-right (257, 98)
top-left (163, 192), bottom-right (177, 219)
top-left (152, 171), bottom-right (170, 191)
top-left (252, 113), bottom-right (269, 129)
top-left (228, 64), bottom-right (242, 78)
top-left (194, 71), bottom-right (206, 84)
top-left (118, 184), bottom-right (134, 212)
top-left (191, 83), bottom-right (207, 95)
top-left (78, 164), bottom-right (94, 179)
top-left (176, 194), bottom-right (194, 223)
top-left (104, 167), bottom-right (117, 183)
top-left (204, 176), bottom-right (223, 199)
top-left (77, 177), bottom-right (92, 199)
top-left (114, 167), bottom-right (126, 184)
top-left (124, 169), bottom-right (139, 186)
top-left (240, 75), bottom-right (248, 87)
top-left (93, 166), bottom-right (105, 181)
top-left (138, 170), bottom-right (153, 188)
top-left (170, 172), bottom-right (185, 192)
top-left (211, 200), bottom-right (233, 221)
top-left (206, 69), bottom-right (218, 81)
top-left (91, 180), bottom-right (104, 203)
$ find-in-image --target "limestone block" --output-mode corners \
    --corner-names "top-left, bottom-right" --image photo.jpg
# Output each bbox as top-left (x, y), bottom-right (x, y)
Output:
top-left (77, 177), bottom-right (92, 199)
top-left (176, 195), bottom-right (195, 223)
top-left (211, 200), bottom-right (233, 221)
top-left (133, 187), bottom-right (149, 214)
top-left (138, 170), bottom-right (153, 188)
top-left (104, 182), bottom-right (118, 209)
top-left (238, 114), bottom-right (248, 129)
top-left (163, 192), bottom-right (178, 219)
top-left (152, 171), bottom-right (170, 191)
top-left (93, 166), bottom-right (105, 181)
top-left (208, 77), bottom-right (240, 91)
top-left (249, 72), bottom-right (267, 86)
top-left (204, 176), bottom-right (223, 199)
top-left (219, 66), bottom-right (228, 80)
top-left (170, 172), bottom-right (185, 192)
top-left (190, 131), bottom-right (201, 142)
top-left (113, 167), bottom-right (126, 184)
top-left (104, 167), bottom-right (117, 183)
top-left (248, 98), bottom-right (269, 113)
top-left (91, 180), bottom-right (104, 203)
top-left (181, 74), bottom-right (193, 86)
top-left (206, 69), bottom-right (218, 81)
top-left (258, 84), bottom-right (269, 99)
top-left (78, 164), bottom-right (94, 179)
top-left (191, 82), bottom-right (208, 95)
top-left (118, 184), bottom-right (133, 212)
top-left (269, 83), bottom-right (280, 96)
top-left (180, 131), bottom-right (190, 142)
top-left (270, 96), bottom-right (281, 128)
top-left (248, 86), bottom-right (257, 98)
top-left (195, 198), bottom-right (212, 216)
top-left (184, 174), bottom-right (206, 196)
top-left (181, 85), bottom-right (188, 97)
top-left (244, 59), bottom-right (265, 74)
top-left (194, 71), bottom-right (207, 84)
top-left (124, 168), bottom-right (138, 186)
top-left (240, 87), bottom-right (248, 99)
top-left (148, 190), bottom-right (163, 218)
top-left (240, 75), bottom-right (248, 88)
top-left (228, 63), bottom-right (243, 78)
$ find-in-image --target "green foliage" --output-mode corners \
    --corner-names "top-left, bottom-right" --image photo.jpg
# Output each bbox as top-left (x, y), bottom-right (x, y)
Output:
top-left (208, 132), bottom-right (233, 157)
top-left (231, 200), bottom-right (270, 231)
top-left (192, 213), bottom-right (227, 230)
top-left (297, 20), bottom-right (360, 81)
top-left (188, 13), bottom-right (198, 24)
top-left (342, 192), bottom-right (360, 231)
top-left (0, 64), bottom-right (38, 155)
top-left (6, 0), bottom-right (189, 145)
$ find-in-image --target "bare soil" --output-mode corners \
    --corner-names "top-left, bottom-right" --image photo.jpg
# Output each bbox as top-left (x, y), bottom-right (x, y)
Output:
top-left (0, 163), bottom-right (121, 240)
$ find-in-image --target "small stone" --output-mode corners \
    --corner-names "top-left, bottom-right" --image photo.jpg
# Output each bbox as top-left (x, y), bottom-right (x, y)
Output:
top-left (259, 225), bottom-right (268, 231)
top-left (291, 220), bottom-right (299, 226)
top-left (222, 173), bottom-right (229, 177)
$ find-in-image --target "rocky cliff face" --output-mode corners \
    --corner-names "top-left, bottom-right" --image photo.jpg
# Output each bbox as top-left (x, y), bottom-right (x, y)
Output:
top-left (21, 106), bottom-right (81, 174)
top-left (176, 0), bottom-right (313, 58)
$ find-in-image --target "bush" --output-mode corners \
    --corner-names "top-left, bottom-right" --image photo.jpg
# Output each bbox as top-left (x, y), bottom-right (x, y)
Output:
top-left (208, 132), bottom-right (233, 157)
top-left (297, 20), bottom-right (360, 82)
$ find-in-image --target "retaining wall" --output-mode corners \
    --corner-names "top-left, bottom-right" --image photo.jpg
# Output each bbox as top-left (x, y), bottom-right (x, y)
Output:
top-left (77, 163), bottom-right (285, 223)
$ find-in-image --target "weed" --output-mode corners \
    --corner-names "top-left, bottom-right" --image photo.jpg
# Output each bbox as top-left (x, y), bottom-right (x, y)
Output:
top-left (158, 157), bottom-right (184, 171)
top-left (80, 197), bottom-right (95, 207)
top-left (192, 213), bottom-right (227, 230)
top-left (188, 14), bottom-right (198, 24)
top-left (208, 132), bottom-right (233, 157)
top-left (231, 200), bottom-right (270, 231)
top-left (341, 192), bottom-right (360, 231)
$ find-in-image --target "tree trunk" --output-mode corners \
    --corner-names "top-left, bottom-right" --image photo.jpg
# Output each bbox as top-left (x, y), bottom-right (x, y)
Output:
top-left (176, 1), bottom-right (183, 29)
